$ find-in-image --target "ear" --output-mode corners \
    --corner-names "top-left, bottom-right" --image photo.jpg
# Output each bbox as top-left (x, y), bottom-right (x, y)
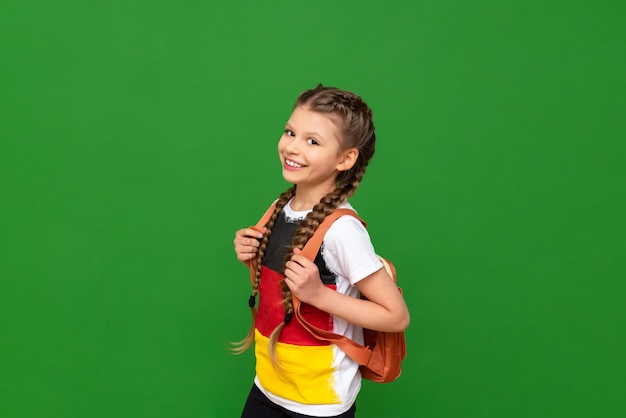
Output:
top-left (336, 148), bottom-right (359, 172)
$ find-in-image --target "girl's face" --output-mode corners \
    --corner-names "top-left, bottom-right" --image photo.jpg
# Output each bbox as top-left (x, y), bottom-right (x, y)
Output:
top-left (278, 106), bottom-right (355, 193)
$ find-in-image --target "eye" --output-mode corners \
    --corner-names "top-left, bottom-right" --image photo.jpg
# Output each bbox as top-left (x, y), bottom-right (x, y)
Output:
top-left (306, 138), bottom-right (319, 145)
top-left (284, 129), bottom-right (295, 137)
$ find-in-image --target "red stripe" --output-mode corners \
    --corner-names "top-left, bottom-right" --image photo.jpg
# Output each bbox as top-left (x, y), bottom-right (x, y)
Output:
top-left (256, 266), bottom-right (335, 346)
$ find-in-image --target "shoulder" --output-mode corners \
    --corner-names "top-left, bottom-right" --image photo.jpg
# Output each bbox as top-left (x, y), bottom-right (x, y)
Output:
top-left (323, 202), bottom-right (366, 238)
top-left (324, 203), bottom-right (373, 253)
top-left (321, 204), bottom-right (383, 283)
top-left (327, 215), bottom-right (367, 238)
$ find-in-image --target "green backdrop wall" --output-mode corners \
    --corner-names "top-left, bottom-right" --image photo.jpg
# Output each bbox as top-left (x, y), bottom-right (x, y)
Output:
top-left (1, 1), bottom-right (624, 417)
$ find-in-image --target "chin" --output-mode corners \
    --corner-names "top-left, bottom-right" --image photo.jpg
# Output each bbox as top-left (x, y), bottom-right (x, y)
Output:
top-left (281, 170), bottom-right (299, 184)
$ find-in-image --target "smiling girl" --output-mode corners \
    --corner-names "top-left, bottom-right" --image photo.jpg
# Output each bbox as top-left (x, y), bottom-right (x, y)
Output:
top-left (232, 84), bottom-right (409, 418)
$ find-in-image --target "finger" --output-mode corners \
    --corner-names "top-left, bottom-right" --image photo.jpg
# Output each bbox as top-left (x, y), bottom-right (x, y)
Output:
top-left (289, 253), bottom-right (311, 268)
top-left (234, 235), bottom-right (263, 249)
top-left (244, 238), bottom-right (261, 247)
top-left (237, 253), bottom-right (248, 261)
top-left (249, 226), bottom-right (267, 237)
top-left (238, 245), bottom-right (259, 258)
top-left (285, 260), bottom-right (303, 275)
top-left (237, 228), bottom-right (265, 239)
top-left (284, 267), bottom-right (300, 285)
top-left (235, 244), bottom-right (260, 255)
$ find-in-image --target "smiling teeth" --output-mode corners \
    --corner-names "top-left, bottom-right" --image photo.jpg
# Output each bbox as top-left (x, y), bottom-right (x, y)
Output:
top-left (286, 159), bottom-right (303, 168)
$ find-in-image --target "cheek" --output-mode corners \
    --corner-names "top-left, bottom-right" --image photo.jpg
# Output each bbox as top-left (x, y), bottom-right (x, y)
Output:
top-left (277, 136), bottom-right (286, 153)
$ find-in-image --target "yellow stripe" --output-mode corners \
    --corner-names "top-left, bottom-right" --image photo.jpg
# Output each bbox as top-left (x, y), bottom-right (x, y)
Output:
top-left (255, 330), bottom-right (340, 404)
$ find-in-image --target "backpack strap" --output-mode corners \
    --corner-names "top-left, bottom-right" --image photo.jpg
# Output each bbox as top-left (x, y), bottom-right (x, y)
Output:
top-left (252, 202), bottom-right (277, 231)
top-left (298, 208), bottom-right (366, 260)
top-left (293, 209), bottom-right (375, 367)
top-left (294, 299), bottom-right (373, 365)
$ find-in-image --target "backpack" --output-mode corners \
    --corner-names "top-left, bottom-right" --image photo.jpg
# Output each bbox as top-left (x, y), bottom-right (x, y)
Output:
top-left (251, 204), bottom-right (407, 383)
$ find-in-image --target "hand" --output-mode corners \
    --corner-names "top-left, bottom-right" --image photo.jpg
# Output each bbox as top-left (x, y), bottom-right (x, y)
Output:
top-left (233, 227), bottom-right (266, 262)
top-left (284, 248), bottom-right (327, 304)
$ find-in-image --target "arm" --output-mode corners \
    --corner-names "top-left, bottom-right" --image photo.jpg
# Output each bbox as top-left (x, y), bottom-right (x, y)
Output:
top-left (285, 249), bottom-right (410, 332)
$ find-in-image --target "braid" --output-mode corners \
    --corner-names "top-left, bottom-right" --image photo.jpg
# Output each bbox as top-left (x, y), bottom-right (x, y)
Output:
top-left (229, 187), bottom-right (295, 354)
top-left (267, 165), bottom-right (369, 369)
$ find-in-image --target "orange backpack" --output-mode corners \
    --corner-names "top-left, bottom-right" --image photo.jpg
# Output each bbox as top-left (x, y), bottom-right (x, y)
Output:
top-left (252, 204), bottom-right (407, 383)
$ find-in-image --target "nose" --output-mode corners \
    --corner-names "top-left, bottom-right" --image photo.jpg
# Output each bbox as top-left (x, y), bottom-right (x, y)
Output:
top-left (284, 136), bottom-right (300, 155)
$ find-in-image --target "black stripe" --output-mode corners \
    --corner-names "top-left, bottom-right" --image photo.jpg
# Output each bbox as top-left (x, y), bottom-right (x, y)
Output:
top-left (263, 212), bottom-right (336, 285)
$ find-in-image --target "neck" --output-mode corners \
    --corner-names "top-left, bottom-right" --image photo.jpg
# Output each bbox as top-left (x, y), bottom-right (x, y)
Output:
top-left (290, 184), bottom-right (337, 211)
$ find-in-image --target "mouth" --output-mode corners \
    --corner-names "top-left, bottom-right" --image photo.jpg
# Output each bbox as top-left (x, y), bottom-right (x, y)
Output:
top-left (284, 158), bottom-right (305, 169)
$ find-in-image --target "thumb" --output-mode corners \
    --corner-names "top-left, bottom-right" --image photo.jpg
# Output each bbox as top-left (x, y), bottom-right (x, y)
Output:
top-left (293, 247), bottom-right (302, 255)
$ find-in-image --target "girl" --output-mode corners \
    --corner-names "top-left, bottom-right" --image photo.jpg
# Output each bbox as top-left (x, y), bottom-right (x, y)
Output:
top-left (232, 84), bottom-right (409, 418)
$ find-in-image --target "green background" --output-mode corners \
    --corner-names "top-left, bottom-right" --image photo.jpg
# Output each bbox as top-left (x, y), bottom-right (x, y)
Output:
top-left (1, 1), bottom-right (624, 417)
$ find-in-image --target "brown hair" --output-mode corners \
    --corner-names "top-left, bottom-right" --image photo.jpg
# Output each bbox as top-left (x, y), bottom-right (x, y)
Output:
top-left (231, 84), bottom-right (376, 368)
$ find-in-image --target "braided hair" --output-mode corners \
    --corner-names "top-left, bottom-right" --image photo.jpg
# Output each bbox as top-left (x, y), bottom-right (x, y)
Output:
top-left (231, 84), bottom-right (376, 369)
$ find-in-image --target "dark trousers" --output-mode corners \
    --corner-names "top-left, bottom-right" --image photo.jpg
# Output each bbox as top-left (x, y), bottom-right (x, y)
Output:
top-left (241, 384), bottom-right (357, 418)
